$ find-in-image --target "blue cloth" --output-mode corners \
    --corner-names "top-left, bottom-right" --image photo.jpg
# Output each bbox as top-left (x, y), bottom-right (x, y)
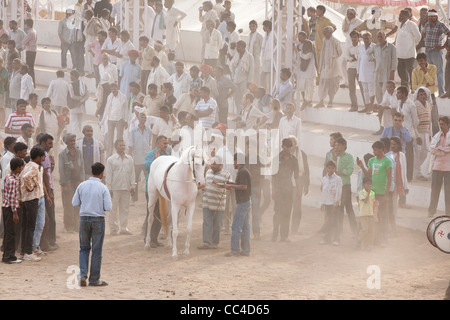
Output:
top-left (144, 148), bottom-right (170, 192)
top-left (78, 216), bottom-right (105, 284)
top-left (380, 126), bottom-right (413, 153)
top-left (72, 177), bottom-right (112, 217)
top-left (231, 200), bottom-right (251, 255)
top-left (32, 196), bottom-right (46, 250)
top-left (119, 61), bottom-right (141, 98)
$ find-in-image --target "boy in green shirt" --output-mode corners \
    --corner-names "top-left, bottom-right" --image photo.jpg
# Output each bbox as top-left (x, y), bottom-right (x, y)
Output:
top-left (357, 140), bottom-right (392, 245)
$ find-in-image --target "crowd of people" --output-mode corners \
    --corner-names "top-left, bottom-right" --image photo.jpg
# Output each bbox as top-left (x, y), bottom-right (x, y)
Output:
top-left (0, 0), bottom-right (449, 287)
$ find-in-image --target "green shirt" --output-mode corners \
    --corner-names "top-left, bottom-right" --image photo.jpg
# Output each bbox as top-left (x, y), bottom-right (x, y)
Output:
top-left (368, 156), bottom-right (392, 195)
top-left (0, 67), bottom-right (8, 95)
top-left (335, 152), bottom-right (354, 186)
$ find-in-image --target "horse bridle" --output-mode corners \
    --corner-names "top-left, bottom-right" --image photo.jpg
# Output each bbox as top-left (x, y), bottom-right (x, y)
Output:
top-left (188, 146), bottom-right (205, 184)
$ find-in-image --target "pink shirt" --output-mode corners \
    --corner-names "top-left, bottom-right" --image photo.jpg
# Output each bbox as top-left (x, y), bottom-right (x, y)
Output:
top-left (432, 134), bottom-right (450, 171)
top-left (86, 40), bottom-right (103, 66)
top-left (23, 28), bottom-right (37, 52)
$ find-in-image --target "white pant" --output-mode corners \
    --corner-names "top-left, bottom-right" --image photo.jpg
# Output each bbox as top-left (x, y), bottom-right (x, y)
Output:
top-left (109, 190), bottom-right (131, 233)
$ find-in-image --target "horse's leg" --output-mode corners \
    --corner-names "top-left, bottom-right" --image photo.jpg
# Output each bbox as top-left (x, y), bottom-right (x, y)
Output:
top-left (166, 205), bottom-right (173, 247)
top-left (183, 204), bottom-right (196, 256)
top-left (171, 202), bottom-right (181, 259)
top-left (144, 189), bottom-right (159, 250)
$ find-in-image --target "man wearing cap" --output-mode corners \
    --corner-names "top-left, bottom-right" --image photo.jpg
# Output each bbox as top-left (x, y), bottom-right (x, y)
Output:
top-left (421, 9), bottom-right (450, 97)
top-left (119, 50), bottom-right (141, 98)
top-left (58, 9), bottom-right (76, 72)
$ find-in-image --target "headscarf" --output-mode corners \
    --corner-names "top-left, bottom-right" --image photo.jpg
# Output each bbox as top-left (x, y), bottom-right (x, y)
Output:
top-left (413, 86), bottom-right (432, 105)
top-left (342, 7), bottom-right (357, 33)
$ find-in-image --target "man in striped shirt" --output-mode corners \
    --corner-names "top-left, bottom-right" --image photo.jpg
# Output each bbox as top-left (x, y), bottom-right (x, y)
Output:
top-left (198, 156), bottom-right (232, 249)
top-left (2, 157), bottom-right (25, 264)
top-left (4, 99), bottom-right (35, 138)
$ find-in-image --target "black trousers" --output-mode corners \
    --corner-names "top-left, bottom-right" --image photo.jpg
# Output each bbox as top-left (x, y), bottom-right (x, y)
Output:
top-left (405, 141), bottom-right (414, 182)
top-left (21, 199), bottom-right (39, 255)
top-left (397, 58), bottom-right (415, 90)
top-left (2, 207), bottom-right (18, 262)
top-left (273, 188), bottom-right (293, 240)
top-left (26, 51), bottom-right (37, 87)
top-left (144, 192), bottom-right (162, 244)
top-left (339, 184), bottom-right (358, 234)
top-left (428, 170), bottom-right (450, 216)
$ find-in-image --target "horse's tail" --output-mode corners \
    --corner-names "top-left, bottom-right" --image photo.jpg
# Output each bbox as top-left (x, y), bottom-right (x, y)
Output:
top-left (159, 194), bottom-right (169, 238)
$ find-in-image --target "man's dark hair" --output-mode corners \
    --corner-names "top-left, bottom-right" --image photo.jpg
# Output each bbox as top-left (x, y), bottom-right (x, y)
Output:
top-left (316, 5), bottom-right (326, 13)
top-left (380, 137), bottom-right (390, 151)
top-left (330, 132), bottom-right (343, 140)
top-left (21, 123), bottom-right (33, 131)
top-left (56, 70), bottom-right (65, 78)
top-left (416, 52), bottom-right (427, 61)
top-left (335, 137), bottom-right (347, 148)
top-left (439, 115), bottom-right (450, 125)
top-left (282, 138), bottom-right (293, 148)
top-left (13, 142), bottom-right (28, 154)
top-left (41, 97), bottom-right (51, 105)
top-left (10, 157), bottom-right (25, 171)
top-left (39, 134), bottom-right (54, 144)
top-left (91, 162), bottom-right (105, 176)
top-left (30, 145), bottom-right (46, 160)
top-left (372, 140), bottom-right (385, 150)
top-left (4, 136), bottom-right (17, 150)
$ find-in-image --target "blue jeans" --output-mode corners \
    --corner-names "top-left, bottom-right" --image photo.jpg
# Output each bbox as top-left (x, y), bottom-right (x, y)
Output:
top-left (79, 216), bottom-right (105, 284)
top-left (32, 196), bottom-right (46, 250)
top-left (251, 188), bottom-right (261, 237)
top-left (202, 208), bottom-right (223, 246)
top-left (425, 49), bottom-right (445, 95)
top-left (231, 201), bottom-right (251, 255)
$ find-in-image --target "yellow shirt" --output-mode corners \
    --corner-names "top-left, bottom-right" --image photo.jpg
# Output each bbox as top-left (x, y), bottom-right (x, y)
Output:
top-left (358, 189), bottom-right (376, 217)
top-left (412, 64), bottom-right (437, 94)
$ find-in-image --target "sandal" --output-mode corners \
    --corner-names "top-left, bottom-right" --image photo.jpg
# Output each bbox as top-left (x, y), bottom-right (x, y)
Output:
top-left (89, 280), bottom-right (108, 287)
top-left (197, 244), bottom-right (213, 250)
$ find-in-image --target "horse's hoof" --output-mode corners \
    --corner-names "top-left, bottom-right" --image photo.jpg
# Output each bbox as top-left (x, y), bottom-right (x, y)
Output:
top-left (144, 244), bottom-right (151, 251)
top-left (172, 255), bottom-right (178, 260)
top-left (183, 250), bottom-right (190, 256)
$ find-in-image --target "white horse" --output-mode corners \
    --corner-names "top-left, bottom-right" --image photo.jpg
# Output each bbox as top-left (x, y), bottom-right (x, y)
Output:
top-left (144, 145), bottom-right (207, 259)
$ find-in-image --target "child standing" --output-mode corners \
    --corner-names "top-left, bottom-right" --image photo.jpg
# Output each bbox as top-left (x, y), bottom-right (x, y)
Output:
top-left (357, 177), bottom-right (378, 251)
top-left (57, 106), bottom-right (70, 141)
top-left (319, 161), bottom-right (343, 246)
top-left (2, 157), bottom-right (25, 264)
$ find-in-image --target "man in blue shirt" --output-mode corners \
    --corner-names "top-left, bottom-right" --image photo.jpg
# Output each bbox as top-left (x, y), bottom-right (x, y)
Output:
top-left (72, 162), bottom-right (112, 287)
top-left (143, 135), bottom-right (170, 248)
top-left (380, 112), bottom-right (413, 154)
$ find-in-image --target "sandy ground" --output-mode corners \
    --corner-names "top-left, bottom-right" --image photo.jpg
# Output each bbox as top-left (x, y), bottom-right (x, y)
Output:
top-left (1, 178), bottom-right (449, 302)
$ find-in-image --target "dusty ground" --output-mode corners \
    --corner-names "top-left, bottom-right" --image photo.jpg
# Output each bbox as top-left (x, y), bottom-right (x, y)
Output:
top-left (1, 180), bottom-right (449, 301)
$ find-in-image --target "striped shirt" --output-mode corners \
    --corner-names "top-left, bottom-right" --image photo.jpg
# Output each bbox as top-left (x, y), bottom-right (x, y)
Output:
top-left (415, 100), bottom-right (432, 134)
top-left (202, 169), bottom-right (232, 212)
top-left (5, 111), bottom-right (35, 137)
top-left (195, 98), bottom-right (217, 129)
top-left (2, 172), bottom-right (20, 211)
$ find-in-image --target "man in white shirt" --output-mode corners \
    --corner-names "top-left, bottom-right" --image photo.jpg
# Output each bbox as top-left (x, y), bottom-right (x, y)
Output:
top-left (19, 64), bottom-right (34, 101)
top-left (260, 20), bottom-right (273, 90)
top-left (46, 70), bottom-right (70, 113)
top-left (394, 9), bottom-right (421, 92)
top-left (100, 83), bottom-right (129, 157)
top-left (164, 0), bottom-right (187, 52)
top-left (396, 86), bottom-right (420, 180)
top-left (279, 102), bottom-right (302, 150)
top-left (247, 20), bottom-right (263, 85)
top-left (195, 86), bottom-right (217, 129)
top-left (150, 2), bottom-right (166, 46)
top-left (101, 27), bottom-right (122, 65)
top-left (106, 139), bottom-right (135, 235)
top-left (151, 105), bottom-right (177, 148)
top-left (235, 92), bottom-right (268, 131)
top-left (203, 19), bottom-right (222, 67)
top-left (229, 40), bottom-right (254, 114)
top-left (357, 31), bottom-right (376, 113)
top-left (146, 56), bottom-right (169, 93)
top-left (166, 61), bottom-right (190, 99)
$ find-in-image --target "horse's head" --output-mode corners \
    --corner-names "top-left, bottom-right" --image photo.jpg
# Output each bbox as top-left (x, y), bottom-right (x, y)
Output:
top-left (191, 145), bottom-right (207, 189)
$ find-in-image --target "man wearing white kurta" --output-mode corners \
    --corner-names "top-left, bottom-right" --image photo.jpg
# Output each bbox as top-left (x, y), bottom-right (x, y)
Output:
top-left (164, 0), bottom-right (187, 52)
top-left (46, 70), bottom-right (70, 113)
top-left (247, 20), bottom-right (263, 85)
top-left (279, 103), bottom-right (302, 149)
top-left (395, 10), bottom-right (421, 91)
top-left (203, 20), bottom-right (222, 67)
top-left (341, 8), bottom-right (363, 87)
top-left (315, 27), bottom-right (342, 109)
top-left (146, 56), bottom-right (170, 93)
top-left (230, 41), bottom-right (254, 115)
top-left (166, 62), bottom-right (190, 99)
top-left (150, 3), bottom-right (166, 46)
top-left (357, 32), bottom-right (376, 113)
top-left (106, 139), bottom-right (136, 235)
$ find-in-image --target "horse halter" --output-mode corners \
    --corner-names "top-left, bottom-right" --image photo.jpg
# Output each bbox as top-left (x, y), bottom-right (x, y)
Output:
top-left (188, 147), bottom-right (205, 184)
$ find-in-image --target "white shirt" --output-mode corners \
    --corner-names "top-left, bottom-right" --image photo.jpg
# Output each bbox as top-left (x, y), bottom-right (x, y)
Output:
top-left (395, 20), bottom-right (422, 59)
top-left (146, 65), bottom-right (170, 92)
top-left (109, 93), bottom-right (127, 121)
top-left (278, 115), bottom-right (302, 147)
top-left (165, 6), bottom-right (187, 51)
top-left (46, 77), bottom-right (69, 106)
top-left (99, 63), bottom-right (118, 85)
top-left (195, 98), bottom-right (217, 129)
top-left (343, 18), bottom-right (363, 47)
top-left (152, 117), bottom-right (175, 138)
top-left (116, 39), bottom-right (135, 71)
top-left (357, 43), bottom-right (376, 83)
top-left (20, 73), bottom-right (34, 100)
top-left (321, 173), bottom-right (343, 206)
top-left (345, 43), bottom-right (360, 69)
top-left (167, 71), bottom-right (190, 99)
top-left (101, 37), bottom-right (122, 63)
top-left (380, 89), bottom-right (398, 128)
top-left (398, 98), bottom-right (420, 139)
top-left (204, 28), bottom-right (222, 60)
top-left (105, 153), bottom-right (136, 191)
top-left (42, 109), bottom-right (59, 138)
